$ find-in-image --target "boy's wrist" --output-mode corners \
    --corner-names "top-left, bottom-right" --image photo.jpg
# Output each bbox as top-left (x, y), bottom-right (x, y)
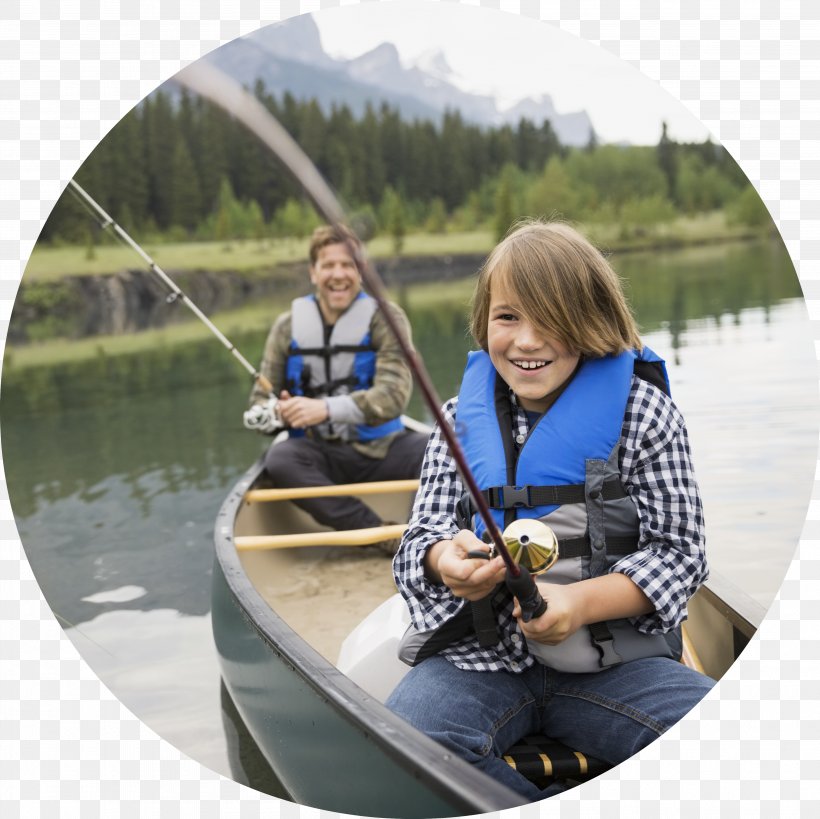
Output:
top-left (423, 538), bottom-right (451, 584)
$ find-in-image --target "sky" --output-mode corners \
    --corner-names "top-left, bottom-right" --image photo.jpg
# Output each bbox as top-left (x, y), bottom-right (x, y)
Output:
top-left (312, 2), bottom-right (712, 146)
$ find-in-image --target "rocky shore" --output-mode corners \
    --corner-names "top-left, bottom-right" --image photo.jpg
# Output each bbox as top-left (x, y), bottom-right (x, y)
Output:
top-left (9, 254), bottom-right (486, 345)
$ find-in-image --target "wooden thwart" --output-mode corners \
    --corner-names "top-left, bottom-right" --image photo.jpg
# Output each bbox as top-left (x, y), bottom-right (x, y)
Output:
top-left (680, 623), bottom-right (705, 674)
top-left (245, 479), bottom-right (419, 504)
top-left (235, 523), bottom-right (407, 552)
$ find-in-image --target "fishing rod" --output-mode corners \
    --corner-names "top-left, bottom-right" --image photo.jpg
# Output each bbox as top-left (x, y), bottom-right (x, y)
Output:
top-left (67, 179), bottom-right (274, 395)
top-left (174, 61), bottom-right (549, 611)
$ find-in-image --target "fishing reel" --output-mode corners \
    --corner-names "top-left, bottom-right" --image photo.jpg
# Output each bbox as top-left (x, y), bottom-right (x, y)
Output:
top-left (501, 519), bottom-right (559, 576)
top-left (468, 519), bottom-right (558, 622)
top-left (471, 519), bottom-right (558, 574)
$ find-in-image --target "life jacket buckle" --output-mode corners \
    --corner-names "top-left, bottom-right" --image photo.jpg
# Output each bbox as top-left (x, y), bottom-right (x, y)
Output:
top-left (501, 485), bottom-right (532, 508)
top-left (591, 631), bottom-right (623, 668)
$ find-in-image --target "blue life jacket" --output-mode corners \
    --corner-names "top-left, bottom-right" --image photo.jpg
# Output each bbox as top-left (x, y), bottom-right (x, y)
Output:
top-left (285, 293), bottom-right (403, 443)
top-left (456, 348), bottom-right (679, 672)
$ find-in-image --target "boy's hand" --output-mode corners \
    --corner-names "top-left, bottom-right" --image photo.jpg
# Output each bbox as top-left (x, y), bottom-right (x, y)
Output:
top-left (512, 574), bottom-right (654, 645)
top-left (512, 583), bottom-right (583, 645)
top-left (428, 531), bottom-right (506, 600)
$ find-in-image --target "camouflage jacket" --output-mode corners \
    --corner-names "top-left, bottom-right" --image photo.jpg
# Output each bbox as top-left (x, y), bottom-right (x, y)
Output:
top-left (249, 299), bottom-right (416, 458)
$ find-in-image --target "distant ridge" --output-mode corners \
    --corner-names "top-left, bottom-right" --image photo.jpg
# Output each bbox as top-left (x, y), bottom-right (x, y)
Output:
top-left (182, 14), bottom-right (596, 147)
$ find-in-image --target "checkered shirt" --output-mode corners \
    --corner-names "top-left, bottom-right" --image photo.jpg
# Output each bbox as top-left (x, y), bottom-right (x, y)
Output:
top-left (393, 375), bottom-right (708, 673)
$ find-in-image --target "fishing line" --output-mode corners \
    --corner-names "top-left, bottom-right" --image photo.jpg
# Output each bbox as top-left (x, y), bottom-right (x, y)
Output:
top-left (66, 179), bottom-right (274, 395)
top-left (172, 61), bottom-right (534, 582)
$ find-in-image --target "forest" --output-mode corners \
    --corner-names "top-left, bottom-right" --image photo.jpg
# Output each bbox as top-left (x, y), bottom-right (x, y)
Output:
top-left (42, 81), bottom-right (773, 249)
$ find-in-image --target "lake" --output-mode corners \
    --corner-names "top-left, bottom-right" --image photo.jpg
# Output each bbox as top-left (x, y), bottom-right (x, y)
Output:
top-left (1, 237), bottom-right (816, 796)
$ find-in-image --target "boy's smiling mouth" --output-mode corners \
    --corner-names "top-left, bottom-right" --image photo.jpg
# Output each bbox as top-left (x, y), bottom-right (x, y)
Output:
top-left (511, 359), bottom-right (550, 371)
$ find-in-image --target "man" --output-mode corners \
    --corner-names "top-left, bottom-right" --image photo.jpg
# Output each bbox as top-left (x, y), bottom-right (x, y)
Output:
top-left (243, 224), bottom-right (428, 551)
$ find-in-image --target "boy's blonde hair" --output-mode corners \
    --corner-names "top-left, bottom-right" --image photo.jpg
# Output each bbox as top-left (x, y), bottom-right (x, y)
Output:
top-left (470, 220), bottom-right (641, 356)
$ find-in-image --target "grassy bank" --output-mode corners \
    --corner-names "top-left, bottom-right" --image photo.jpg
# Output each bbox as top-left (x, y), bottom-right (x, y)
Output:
top-left (22, 213), bottom-right (760, 284)
top-left (22, 231), bottom-right (496, 283)
top-left (6, 213), bottom-right (769, 373)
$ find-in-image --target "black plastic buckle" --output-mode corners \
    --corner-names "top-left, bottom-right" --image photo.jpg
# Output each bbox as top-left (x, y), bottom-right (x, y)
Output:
top-left (502, 485), bottom-right (532, 508)
top-left (594, 636), bottom-right (623, 668)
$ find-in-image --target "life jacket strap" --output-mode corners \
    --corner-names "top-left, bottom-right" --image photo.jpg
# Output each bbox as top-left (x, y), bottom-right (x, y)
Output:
top-left (471, 596), bottom-right (500, 647)
top-left (287, 343), bottom-right (375, 356)
top-left (557, 535), bottom-right (635, 559)
top-left (483, 479), bottom-right (626, 509)
top-left (308, 374), bottom-right (360, 397)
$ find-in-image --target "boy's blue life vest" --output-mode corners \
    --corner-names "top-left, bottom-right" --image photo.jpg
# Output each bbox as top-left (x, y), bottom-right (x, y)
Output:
top-left (284, 293), bottom-right (403, 443)
top-left (454, 347), bottom-right (680, 673)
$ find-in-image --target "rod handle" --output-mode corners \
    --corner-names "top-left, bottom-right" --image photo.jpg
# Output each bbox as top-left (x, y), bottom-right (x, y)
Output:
top-left (506, 565), bottom-right (548, 622)
top-left (255, 373), bottom-right (274, 395)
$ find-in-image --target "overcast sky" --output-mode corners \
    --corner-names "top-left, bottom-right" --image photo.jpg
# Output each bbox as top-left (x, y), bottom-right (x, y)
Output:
top-left (312, 2), bottom-right (711, 146)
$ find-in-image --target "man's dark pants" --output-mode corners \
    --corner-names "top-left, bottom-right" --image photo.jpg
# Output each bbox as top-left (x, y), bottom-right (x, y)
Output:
top-left (263, 430), bottom-right (428, 530)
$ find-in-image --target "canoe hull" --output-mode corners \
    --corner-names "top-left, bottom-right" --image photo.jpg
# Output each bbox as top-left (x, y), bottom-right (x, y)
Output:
top-left (212, 459), bottom-right (524, 817)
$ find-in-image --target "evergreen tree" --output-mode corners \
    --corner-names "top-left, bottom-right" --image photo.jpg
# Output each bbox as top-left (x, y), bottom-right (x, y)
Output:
top-left (494, 164), bottom-right (517, 241)
top-left (379, 103), bottom-right (406, 190)
top-left (213, 176), bottom-right (241, 242)
top-left (381, 186), bottom-right (406, 255)
top-left (515, 118), bottom-right (541, 171)
top-left (196, 103), bottom-right (230, 216)
top-left (439, 110), bottom-right (470, 208)
top-left (142, 91), bottom-right (177, 229)
top-left (360, 104), bottom-right (387, 205)
top-left (657, 121), bottom-right (678, 202)
top-left (169, 135), bottom-right (201, 233)
top-left (487, 125), bottom-right (516, 173)
top-left (404, 121), bottom-right (440, 202)
top-left (425, 198), bottom-right (447, 233)
top-left (325, 105), bottom-right (360, 204)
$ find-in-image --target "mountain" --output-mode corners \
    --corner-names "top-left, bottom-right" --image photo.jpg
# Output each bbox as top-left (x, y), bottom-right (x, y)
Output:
top-left (197, 17), bottom-right (442, 123)
top-left (180, 14), bottom-right (595, 146)
top-left (344, 41), bottom-right (499, 126)
top-left (501, 95), bottom-right (594, 147)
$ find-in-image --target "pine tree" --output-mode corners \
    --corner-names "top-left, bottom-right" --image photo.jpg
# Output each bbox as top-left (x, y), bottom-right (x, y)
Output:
top-left (657, 121), bottom-right (678, 202)
top-left (169, 135), bottom-right (201, 233)
top-left (494, 164), bottom-right (517, 242)
top-left (142, 91), bottom-right (177, 229)
top-left (381, 186), bottom-right (406, 255)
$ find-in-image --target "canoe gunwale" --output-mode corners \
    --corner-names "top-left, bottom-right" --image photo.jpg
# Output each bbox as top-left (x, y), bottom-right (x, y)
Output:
top-left (213, 456), bottom-right (525, 814)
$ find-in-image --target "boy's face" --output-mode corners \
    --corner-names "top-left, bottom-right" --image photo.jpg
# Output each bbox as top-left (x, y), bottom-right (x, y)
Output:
top-left (310, 242), bottom-right (362, 323)
top-left (486, 277), bottom-right (580, 414)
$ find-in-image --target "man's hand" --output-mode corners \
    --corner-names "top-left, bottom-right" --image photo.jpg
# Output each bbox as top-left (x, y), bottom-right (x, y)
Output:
top-left (277, 390), bottom-right (329, 429)
top-left (426, 530), bottom-right (506, 601)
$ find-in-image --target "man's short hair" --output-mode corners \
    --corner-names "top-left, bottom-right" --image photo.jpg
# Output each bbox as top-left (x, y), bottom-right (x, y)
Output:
top-left (308, 224), bottom-right (363, 266)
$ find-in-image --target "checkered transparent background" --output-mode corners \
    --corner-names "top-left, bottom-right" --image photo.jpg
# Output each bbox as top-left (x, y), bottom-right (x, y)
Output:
top-left (2, 0), bottom-right (819, 816)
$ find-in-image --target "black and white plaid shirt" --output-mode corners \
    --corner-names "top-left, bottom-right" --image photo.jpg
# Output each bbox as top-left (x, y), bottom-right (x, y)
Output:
top-left (393, 376), bottom-right (708, 673)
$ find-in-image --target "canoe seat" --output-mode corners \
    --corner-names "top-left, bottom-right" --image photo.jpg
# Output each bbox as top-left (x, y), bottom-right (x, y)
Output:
top-left (504, 635), bottom-right (702, 788)
top-left (502, 734), bottom-right (609, 787)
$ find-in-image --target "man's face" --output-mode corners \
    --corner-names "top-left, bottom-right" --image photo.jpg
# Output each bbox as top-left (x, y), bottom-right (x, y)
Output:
top-left (309, 242), bottom-right (362, 322)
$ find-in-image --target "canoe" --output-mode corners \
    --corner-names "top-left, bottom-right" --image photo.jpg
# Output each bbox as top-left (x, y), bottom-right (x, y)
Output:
top-left (212, 428), bottom-right (766, 817)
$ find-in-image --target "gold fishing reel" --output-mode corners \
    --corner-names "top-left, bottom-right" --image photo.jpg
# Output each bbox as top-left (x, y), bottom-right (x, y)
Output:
top-left (501, 519), bottom-right (559, 576)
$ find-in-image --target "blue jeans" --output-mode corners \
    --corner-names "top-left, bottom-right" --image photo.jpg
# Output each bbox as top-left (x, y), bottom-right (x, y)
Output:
top-left (385, 655), bottom-right (715, 801)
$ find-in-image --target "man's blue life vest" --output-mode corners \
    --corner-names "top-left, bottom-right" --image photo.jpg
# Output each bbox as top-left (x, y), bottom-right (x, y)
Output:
top-left (284, 293), bottom-right (403, 443)
top-left (456, 347), bottom-right (680, 673)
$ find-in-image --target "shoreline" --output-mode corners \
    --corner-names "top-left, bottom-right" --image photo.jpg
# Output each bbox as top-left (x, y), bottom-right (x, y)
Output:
top-left (5, 231), bottom-right (774, 372)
